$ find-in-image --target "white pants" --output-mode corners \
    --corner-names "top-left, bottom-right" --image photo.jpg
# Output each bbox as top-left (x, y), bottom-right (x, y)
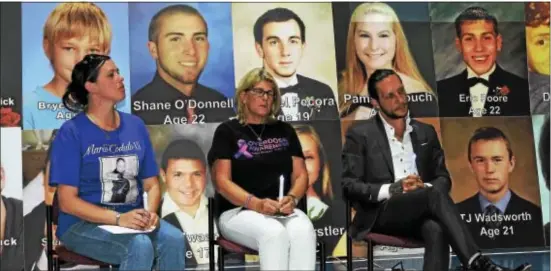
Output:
top-left (219, 207), bottom-right (317, 270)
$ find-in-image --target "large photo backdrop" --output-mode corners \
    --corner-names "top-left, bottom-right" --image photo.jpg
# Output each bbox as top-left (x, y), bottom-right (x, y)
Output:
top-left (440, 117), bottom-right (544, 249)
top-left (232, 2), bottom-right (340, 122)
top-left (21, 2), bottom-right (132, 130)
top-left (532, 114), bottom-right (550, 246)
top-left (0, 1), bottom-right (548, 270)
top-left (525, 2), bottom-right (550, 115)
top-left (129, 3), bottom-right (237, 125)
top-left (333, 2), bottom-right (440, 121)
top-left (0, 3), bottom-right (22, 128)
top-left (430, 2), bottom-right (531, 118)
top-left (1, 127), bottom-right (25, 271)
top-left (147, 123), bottom-right (222, 266)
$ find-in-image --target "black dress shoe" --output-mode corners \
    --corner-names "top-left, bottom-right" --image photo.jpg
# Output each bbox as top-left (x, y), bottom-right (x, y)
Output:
top-left (512, 263), bottom-right (532, 271)
top-left (470, 255), bottom-right (532, 271)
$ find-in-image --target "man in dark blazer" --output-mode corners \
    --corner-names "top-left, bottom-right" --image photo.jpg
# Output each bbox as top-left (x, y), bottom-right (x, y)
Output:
top-left (437, 6), bottom-right (530, 118)
top-left (341, 69), bottom-right (531, 271)
top-left (456, 127), bottom-right (544, 249)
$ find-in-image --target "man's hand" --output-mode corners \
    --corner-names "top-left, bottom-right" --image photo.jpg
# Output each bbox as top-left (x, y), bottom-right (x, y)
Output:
top-left (279, 196), bottom-right (296, 215)
top-left (403, 175), bottom-right (424, 192)
top-left (389, 175), bottom-right (425, 196)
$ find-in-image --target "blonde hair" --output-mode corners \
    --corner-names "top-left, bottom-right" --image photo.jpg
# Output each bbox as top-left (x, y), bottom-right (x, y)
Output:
top-left (294, 125), bottom-right (333, 199)
top-left (235, 68), bottom-right (281, 125)
top-left (43, 3), bottom-right (112, 57)
top-left (338, 2), bottom-right (433, 111)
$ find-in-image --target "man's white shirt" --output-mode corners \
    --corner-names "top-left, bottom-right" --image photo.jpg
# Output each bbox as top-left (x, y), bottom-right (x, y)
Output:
top-left (161, 193), bottom-right (218, 264)
top-left (468, 64), bottom-right (496, 117)
top-left (376, 113), bottom-right (431, 201)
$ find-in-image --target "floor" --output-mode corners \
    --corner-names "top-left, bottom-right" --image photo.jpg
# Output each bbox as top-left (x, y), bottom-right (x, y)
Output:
top-left (191, 248), bottom-right (550, 271)
top-left (78, 248), bottom-right (550, 270)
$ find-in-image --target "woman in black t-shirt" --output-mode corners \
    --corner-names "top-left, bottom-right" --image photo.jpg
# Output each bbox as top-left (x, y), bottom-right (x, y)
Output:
top-left (208, 68), bottom-right (317, 270)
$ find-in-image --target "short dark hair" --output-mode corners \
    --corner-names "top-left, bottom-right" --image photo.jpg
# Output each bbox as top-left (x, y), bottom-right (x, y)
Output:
top-left (62, 54), bottom-right (110, 113)
top-left (253, 8), bottom-right (305, 45)
top-left (367, 69), bottom-right (403, 101)
top-left (148, 4), bottom-right (207, 42)
top-left (161, 139), bottom-right (206, 171)
top-left (454, 6), bottom-right (499, 38)
top-left (467, 127), bottom-right (513, 162)
top-left (525, 2), bottom-right (550, 27)
top-left (540, 115), bottom-right (550, 188)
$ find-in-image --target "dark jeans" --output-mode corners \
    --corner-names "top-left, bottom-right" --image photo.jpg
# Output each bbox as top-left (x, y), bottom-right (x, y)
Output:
top-left (60, 220), bottom-right (186, 271)
top-left (372, 186), bottom-right (479, 271)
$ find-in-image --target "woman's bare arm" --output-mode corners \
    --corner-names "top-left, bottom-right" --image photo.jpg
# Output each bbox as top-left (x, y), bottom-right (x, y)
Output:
top-left (143, 176), bottom-right (161, 213)
top-left (57, 185), bottom-right (118, 225)
top-left (288, 156), bottom-right (308, 199)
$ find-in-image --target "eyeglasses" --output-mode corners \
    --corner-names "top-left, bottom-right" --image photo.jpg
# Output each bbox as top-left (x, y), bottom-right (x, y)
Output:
top-left (248, 87), bottom-right (275, 98)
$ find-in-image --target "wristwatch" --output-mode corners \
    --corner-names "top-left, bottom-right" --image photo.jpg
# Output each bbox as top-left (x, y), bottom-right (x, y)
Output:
top-left (115, 212), bottom-right (121, 226)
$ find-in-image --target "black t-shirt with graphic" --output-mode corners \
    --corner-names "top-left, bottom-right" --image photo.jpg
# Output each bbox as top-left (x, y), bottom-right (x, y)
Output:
top-left (208, 118), bottom-right (304, 216)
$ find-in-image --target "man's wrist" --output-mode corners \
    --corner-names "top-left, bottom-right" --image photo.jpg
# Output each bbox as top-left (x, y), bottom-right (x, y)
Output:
top-left (114, 211), bottom-right (121, 226)
top-left (389, 181), bottom-right (403, 196)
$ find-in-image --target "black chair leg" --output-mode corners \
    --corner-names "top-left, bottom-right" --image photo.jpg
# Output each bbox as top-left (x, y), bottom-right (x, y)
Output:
top-left (209, 242), bottom-right (215, 271)
top-left (318, 242), bottom-right (326, 271)
top-left (346, 236), bottom-right (353, 271)
top-left (54, 256), bottom-right (60, 271)
top-left (217, 246), bottom-right (224, 271)
top-left (367, 240), bottom-right (374, 271)
top-left (345, 200), bottom-right (353, 271)
top-left (46, 207), bottom-right (54, 271)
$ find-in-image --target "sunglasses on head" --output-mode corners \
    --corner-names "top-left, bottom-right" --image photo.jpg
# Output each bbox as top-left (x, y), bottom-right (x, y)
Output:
top-left (81, 54), bottom-right (111, 82)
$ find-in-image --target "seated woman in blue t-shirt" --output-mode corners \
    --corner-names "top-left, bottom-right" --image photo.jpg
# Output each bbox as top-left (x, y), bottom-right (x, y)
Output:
top-left (48, 54), bottom-right (186, 270)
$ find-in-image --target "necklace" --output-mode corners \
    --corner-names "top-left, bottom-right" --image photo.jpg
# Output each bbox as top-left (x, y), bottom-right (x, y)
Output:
top-left (87, 111), bottom-right (118, 140)
top-left (246, 124), bottom-right (265, 142)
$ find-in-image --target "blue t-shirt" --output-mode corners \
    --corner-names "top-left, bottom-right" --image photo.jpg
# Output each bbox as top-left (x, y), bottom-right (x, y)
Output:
top-left (49, 111), bottom-right (159, 238)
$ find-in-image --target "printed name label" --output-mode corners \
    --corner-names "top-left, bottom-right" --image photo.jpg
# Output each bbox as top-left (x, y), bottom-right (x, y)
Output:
top-left (133, 98), bottom-right (234, 112)
top-left (460, 212), bottom-right (532, 223)
top-left (0, 97), bottom-right (15, 106)
top-left (459, 93), bottom-right (508, 103)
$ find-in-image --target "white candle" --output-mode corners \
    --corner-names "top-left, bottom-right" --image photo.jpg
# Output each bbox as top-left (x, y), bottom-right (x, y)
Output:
top-left (279, 175), bottom-right (284, 200)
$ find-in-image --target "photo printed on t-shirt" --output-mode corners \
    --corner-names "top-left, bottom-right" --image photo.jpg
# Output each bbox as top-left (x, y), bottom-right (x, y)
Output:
top-left (99, 154), bottom-right (139, 205)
